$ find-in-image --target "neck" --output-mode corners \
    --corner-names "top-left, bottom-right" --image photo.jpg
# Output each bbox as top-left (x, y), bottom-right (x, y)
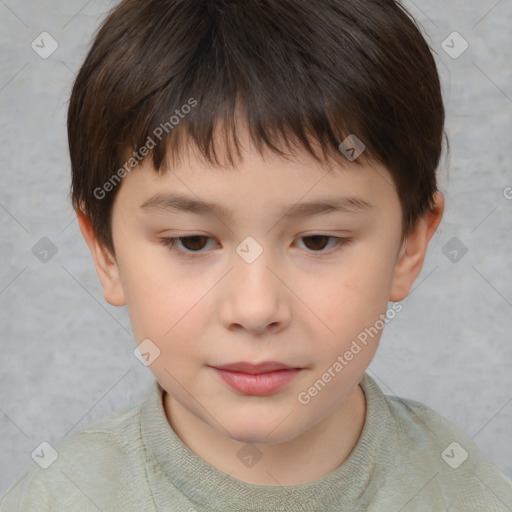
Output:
top-left (164, 384), bottom-right (366, 486)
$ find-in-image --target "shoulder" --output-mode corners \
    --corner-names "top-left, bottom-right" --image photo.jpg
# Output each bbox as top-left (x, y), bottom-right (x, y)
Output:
top-left (0, 390), bottom-right (154, 512)
top-left (378, 388), bottom-right (512, 510)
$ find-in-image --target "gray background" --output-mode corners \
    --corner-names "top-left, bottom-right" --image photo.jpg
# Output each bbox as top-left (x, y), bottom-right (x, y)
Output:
top-left (1, 0), bottom-right (511, 499)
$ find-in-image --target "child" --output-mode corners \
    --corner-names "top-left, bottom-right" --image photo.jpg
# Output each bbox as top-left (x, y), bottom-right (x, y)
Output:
top-left (2, 0), bottom-right (511, 510)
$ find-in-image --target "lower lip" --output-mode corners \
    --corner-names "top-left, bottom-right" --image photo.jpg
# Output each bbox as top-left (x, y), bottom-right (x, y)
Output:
top-left (213, 368), bottom-right (301, 396)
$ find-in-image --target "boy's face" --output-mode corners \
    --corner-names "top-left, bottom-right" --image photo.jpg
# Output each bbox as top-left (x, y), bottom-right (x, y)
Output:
top-left (79, 130), bottom-right (442, 447)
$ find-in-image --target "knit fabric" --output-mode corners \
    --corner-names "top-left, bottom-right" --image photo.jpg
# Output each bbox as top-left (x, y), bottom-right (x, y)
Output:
top-left (2, 373), bottom-right (511, 511)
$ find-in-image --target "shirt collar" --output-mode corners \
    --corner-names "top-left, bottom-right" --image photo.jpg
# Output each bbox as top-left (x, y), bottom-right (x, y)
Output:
top-left (140, 373), bottom-right (396, 511)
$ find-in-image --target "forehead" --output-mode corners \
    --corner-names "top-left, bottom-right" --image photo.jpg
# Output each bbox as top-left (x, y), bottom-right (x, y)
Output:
top-left (114, 121), bottom-right (399, 219)
top-left (114, 141), bottom-right (399, 225)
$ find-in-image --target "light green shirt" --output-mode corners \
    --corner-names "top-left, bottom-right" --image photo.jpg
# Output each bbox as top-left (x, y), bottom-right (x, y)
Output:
top-left (1, 374), bottom-right (511, 511)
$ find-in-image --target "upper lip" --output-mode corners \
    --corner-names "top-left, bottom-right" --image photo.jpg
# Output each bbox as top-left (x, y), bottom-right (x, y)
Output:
top-left (212, 361), bottom-right (297, 374)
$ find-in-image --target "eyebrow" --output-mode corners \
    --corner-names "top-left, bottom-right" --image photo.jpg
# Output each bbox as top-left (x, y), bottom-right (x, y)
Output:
top-left (140, 193), bottom-right (373, 220)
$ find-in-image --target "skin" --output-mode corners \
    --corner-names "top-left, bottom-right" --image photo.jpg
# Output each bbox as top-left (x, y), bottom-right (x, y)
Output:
top-left (77, 128), bottom-right (444, 486)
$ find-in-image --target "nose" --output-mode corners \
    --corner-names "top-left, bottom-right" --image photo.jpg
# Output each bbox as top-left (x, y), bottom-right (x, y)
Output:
top-left (219, 248), bottom-right (291, 335)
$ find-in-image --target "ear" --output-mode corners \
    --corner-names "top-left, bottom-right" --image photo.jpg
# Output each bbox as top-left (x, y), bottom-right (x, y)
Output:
top-left (389, 191), bottom-right (444, 302)
top-left (76, 209), bottom-right (127, 307)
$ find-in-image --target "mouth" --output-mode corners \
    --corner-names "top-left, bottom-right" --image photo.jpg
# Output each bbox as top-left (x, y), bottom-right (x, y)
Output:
top-left (209, 361), bottom-right (303, 396)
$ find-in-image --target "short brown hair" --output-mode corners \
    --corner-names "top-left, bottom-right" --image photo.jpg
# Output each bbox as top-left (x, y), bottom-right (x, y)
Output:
top-left (68, 0), bottom-right (447, 253)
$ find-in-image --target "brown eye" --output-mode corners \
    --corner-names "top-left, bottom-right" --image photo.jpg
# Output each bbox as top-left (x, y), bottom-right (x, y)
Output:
top-left (179, 236), bottom-right (209, 251)
top-left (297, 235), bottom-right (349, 254)
top-left (161, 234), bottom-right (348, 258)
top-left (301, 235), bottom-right (331, 251)
top-left (160, 235), bottom-right (213, 253)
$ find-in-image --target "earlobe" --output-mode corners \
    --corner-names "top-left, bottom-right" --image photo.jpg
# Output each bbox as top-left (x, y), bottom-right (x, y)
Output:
top-left (76, 209), bottom-right (127, 307)
top-left (389, 191), bottom-right (444, 302)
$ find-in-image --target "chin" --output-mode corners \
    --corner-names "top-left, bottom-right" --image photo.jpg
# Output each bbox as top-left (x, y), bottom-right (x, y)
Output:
top-left (214, 416), bottom-right (301, 446)
top-left (226, 430), bottom-right (295, 446)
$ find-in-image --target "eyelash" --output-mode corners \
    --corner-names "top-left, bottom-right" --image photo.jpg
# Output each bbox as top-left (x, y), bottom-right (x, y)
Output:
top-left (159, 234), bottom-right (350, 258)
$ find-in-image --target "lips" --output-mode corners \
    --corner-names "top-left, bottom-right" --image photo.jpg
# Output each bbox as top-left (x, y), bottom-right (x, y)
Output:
top-left (213, 361), bottom-right (296, 374)
top-left (210, 361), bottom-right (303, 396)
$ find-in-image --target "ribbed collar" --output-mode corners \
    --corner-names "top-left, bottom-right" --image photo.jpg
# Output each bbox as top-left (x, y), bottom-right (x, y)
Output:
top-left (140, 373), bottom-right (396, 511)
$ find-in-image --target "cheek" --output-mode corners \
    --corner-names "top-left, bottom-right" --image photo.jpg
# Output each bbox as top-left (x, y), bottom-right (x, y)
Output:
top-left (314, 257), bottom-right (396, 338)
top-left (125, 276), bottom-right (204, 343)
top-left (114, 243), bottom-right (181, 339)
top-left (122, 267), bottom-right (210, 386)
top-left (117, 247), bottom-right (216, 358)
